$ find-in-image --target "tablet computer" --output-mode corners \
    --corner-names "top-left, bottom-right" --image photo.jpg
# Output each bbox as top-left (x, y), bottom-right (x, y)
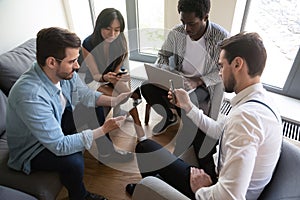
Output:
top-left (144, 63), bottom-right (184, 90)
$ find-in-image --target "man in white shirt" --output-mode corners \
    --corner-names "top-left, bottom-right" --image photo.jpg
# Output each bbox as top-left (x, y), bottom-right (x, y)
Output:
top-left (126, 32), bottom-right (283, 200)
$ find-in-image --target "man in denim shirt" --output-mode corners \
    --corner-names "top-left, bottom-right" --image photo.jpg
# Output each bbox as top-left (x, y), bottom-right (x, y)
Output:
top-left (6, 27), bottom-right (130, 200)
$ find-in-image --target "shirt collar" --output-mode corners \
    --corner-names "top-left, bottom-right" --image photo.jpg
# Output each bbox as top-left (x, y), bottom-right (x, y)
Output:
top-left (203, 20), bottom-right (211, 42)
top-left (230, 83), bottom-right (265, 107)
top-left (33, 62), bottom-right (60, 96)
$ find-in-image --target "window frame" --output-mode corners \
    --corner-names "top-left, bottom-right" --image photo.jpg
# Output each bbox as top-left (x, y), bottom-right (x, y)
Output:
top-left (241, 0), bottom-right (300, 100)
top-left (126, 0), bottom-right (157, 63)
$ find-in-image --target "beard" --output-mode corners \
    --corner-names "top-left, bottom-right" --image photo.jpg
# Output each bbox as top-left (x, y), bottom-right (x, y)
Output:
top-left (57, 69), bottom-right (75, 80)
top-left (224, 74), bottom-right (236, 93)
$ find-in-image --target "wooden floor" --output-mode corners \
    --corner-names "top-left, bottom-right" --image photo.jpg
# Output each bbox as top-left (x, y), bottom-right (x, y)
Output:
top-left (57, 100), bottom-right (180, 200)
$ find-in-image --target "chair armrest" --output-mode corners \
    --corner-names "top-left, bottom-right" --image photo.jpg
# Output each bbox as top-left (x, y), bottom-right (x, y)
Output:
top-left (0, 185), bottom-right (37, 200)
top-left (132, 176), bottom-right (190, 200)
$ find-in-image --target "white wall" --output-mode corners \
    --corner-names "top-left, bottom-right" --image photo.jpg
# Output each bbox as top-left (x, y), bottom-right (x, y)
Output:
top-left (210, 0), bottom-right (237, 32)
top-left (0, 0), bottom-right (241, 55)
top-left (0, 0), bottom-right (68, 54)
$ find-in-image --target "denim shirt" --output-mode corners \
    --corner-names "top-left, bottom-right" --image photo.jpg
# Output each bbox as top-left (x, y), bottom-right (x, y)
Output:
top-left (6, 62), bottom-right (101, 174)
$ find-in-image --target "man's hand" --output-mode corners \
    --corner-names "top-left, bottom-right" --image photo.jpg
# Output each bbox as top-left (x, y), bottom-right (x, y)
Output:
top-left (113, 91), bottom-right (132, 107)
top-left (167, 88), bottom-right (193, 113)
top-left (101, 116), bottom-right (126, 133)
top-left (190, 167), bottom-right (213, 193)
top-left (184, 77), bottom-right (204, 90)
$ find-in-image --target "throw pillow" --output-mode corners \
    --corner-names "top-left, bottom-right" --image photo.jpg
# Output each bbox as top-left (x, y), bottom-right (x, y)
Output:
top-left (0, 38), bottom-right (36, 96)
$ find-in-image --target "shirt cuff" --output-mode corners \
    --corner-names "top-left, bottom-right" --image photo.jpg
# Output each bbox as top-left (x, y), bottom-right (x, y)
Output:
top-left (81, 129), bottom-right (93, 149)
top-left (186, 104), bottom-right (202, 119)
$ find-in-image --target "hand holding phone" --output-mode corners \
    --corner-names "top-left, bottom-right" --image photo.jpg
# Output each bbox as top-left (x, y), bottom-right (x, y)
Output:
top-left (169, 79), bottom-right (176, 104)
top-left (116, 68), bottom-right (128, 76)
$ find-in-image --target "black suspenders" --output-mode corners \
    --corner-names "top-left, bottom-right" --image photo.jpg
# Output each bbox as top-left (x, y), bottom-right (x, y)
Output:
top-left (246, 99), bottom-right (279, 121)
top-left (217, 99), bottom-right (279, 175)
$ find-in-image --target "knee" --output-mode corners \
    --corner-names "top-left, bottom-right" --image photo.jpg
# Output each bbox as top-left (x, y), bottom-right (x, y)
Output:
top-left (63, 152), bottom-right (85, 174)
top-left (140, 83), bottom-right (153, 97)
top-left (136, 139), bottom-right (162, 153)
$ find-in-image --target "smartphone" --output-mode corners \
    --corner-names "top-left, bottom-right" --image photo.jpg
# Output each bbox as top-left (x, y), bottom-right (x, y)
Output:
top-left (116, 68), bottom-right (128, 76)
top-left (169, 79), bottom-right (176, 104)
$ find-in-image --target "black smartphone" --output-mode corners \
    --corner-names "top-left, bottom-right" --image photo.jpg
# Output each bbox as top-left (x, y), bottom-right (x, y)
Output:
top-left (169, 79), bottom-right (176, 104)
top-left (116, 68), bottom-right (128, 76)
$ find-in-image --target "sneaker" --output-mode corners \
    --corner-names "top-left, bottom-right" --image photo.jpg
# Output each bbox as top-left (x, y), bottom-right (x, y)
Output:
top-left (85, 191), bottom-right (108, 200)
top-left (152, 114), bottom-right (178, 136)
top-left (99, 149), bottom-right (134, 163)
top-left (133, 98), bottom-right (142, 107)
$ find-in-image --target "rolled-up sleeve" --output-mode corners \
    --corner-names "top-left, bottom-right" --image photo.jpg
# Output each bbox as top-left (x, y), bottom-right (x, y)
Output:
top-left (72, 73), bottom-right (102, 108)
top-left (15, 97), bottom-right (94, 156)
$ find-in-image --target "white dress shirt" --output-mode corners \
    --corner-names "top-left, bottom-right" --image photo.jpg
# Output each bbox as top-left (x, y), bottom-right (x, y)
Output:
top-left (187, 83), bottom-right (283, 200)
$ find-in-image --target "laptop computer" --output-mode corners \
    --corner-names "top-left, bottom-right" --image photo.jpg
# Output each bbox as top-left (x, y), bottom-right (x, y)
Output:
top-left (144, 63), bottom-right (184, 90)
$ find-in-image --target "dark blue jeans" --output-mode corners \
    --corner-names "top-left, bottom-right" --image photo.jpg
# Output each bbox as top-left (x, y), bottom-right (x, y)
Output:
top-left (31, 150), bottom-right (86, 200)
top-left (31, 105), bottom-right (105, 200)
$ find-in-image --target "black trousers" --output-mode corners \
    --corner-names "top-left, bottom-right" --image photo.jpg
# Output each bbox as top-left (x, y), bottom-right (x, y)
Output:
top-left (140, 83), bottom-right (217, 174)
top-left (136, 139), bottom-right (218, 199)
top-left (140, 82), bottom-right (209, 119)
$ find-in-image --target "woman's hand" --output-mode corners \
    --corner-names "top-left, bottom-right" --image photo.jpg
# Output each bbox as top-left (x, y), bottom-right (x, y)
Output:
top-left (190, 167), bottom-right (213, 193)
top-left (167, 88), bottom-right (193, 113)
top-left (116, 73), bottom-right (130, 82)
top-left (103, 72), bottom-right (118, 84)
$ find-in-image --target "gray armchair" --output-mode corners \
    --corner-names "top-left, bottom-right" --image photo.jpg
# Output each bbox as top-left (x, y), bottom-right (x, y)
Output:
top-left (132, 138), bottom-right (300, 200)
top-left (0, 185), bottom-right (38, 200)
top-left (0, 39), bottom-right (63, 200)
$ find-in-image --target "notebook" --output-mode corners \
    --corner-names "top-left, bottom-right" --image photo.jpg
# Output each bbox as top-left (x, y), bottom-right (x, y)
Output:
top-left (144, 63), bottom-right (184, 90)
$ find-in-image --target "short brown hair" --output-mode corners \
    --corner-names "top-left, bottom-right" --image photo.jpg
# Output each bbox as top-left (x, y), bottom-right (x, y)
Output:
top-left (219, 32), bottom-right (267, 77)
top-left (36, 27), bottom-right (81, 66)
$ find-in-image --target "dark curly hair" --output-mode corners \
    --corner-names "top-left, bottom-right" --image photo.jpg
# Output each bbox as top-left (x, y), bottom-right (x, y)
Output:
top-left (177, 0), bottom-right (211, 19)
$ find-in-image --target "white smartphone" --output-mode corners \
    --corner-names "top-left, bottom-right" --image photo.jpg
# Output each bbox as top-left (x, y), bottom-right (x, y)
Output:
top-left (169, 79), bottom-right (176, 104)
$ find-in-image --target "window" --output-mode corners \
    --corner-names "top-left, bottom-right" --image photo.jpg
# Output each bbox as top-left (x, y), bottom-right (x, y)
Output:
top-left (241, 0), bottom-right (300, 99)
top-left (126, 0), bottom-right (166, 63)
top-left (92, 0), bottom-right (127, 32)
top-left (67, 0), bottom-right (166, 63)
top-left (67, 0), bottom-right (300, 100)
top-left (63, 0), bottom-right (93, 40)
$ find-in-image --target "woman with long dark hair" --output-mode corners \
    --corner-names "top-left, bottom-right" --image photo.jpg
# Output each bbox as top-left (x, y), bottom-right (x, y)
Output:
top-left (82, 8), bottom-right (146, 142)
